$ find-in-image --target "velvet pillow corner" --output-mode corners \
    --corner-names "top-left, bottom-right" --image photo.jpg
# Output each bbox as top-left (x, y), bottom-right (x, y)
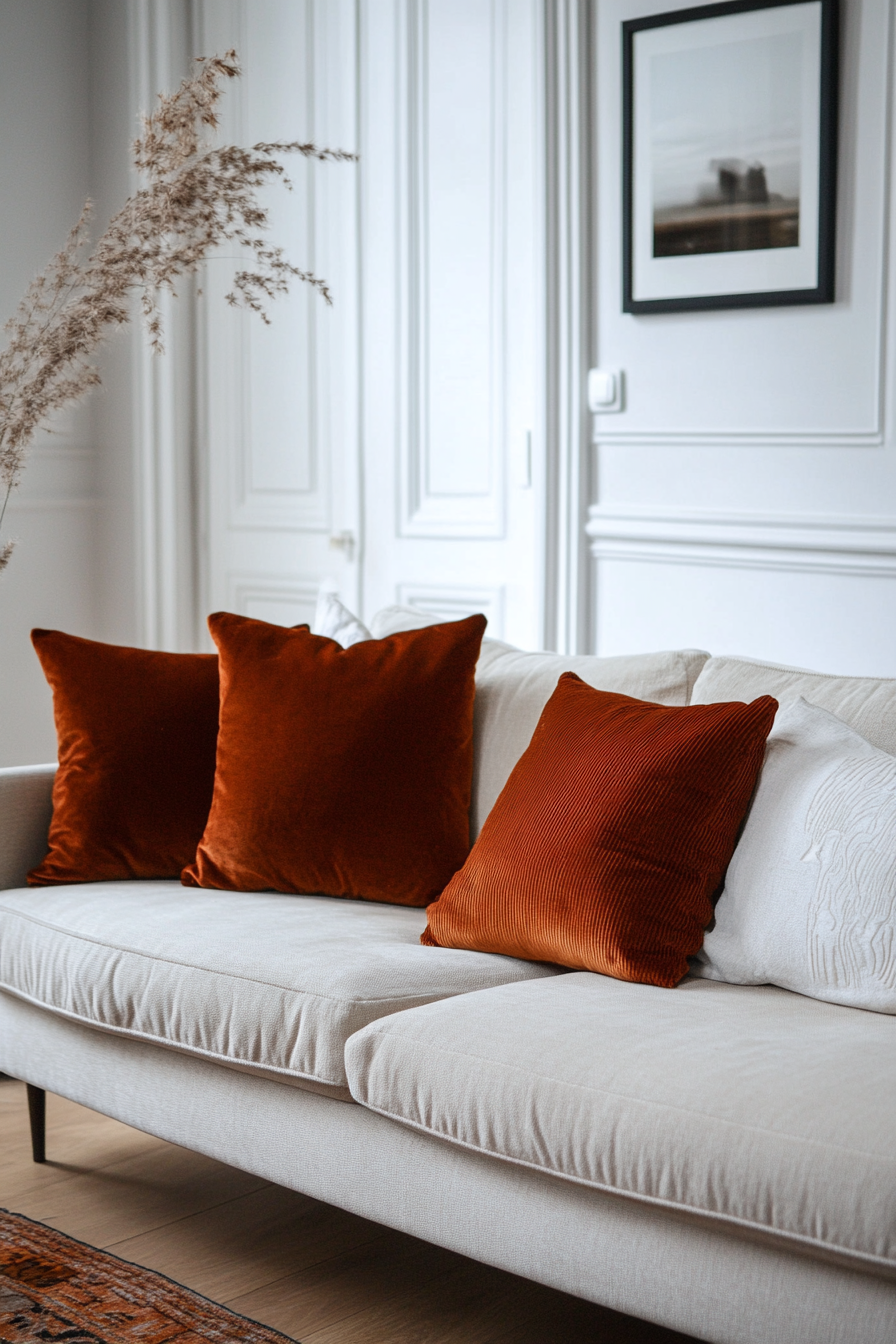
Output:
top-left (28, 629), bottom-right (220, 885)
top-left (182, 611), bottom-right (486, 905)
top-left (421, 674), bottom-right (778, 987)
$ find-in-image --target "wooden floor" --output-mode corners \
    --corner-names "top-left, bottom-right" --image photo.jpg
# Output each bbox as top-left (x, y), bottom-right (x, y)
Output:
top-left (0, 1076), bottom-right (697, 1343)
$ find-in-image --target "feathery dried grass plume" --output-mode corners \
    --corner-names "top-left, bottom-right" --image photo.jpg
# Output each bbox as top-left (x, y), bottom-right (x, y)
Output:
top-left (0, 49), bottom-right (355, 571)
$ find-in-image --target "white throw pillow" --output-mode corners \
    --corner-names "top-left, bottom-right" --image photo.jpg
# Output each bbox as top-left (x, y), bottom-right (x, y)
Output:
top-left (693, 696), bottom-right (896, 1013)
top-left (311, 591), bottom-right (373, 648)
top-left (368, 604), bottom-right (446, 637)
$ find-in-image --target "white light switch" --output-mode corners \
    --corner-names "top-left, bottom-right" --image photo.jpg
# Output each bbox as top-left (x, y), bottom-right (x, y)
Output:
top-left (587, 367), bottom-right (624, 414)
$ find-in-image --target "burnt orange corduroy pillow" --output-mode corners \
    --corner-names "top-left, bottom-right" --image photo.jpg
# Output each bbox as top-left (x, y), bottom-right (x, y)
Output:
top-left (422, 674), bottom-right (778, 986)
top-left (182, 611), bottom-right (487, 905)
top-left (29, 630), bottom-right (220, 885)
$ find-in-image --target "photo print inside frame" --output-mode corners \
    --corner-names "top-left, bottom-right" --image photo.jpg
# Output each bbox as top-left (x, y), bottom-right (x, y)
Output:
top-left (623, 0), bottom-right (838, 314)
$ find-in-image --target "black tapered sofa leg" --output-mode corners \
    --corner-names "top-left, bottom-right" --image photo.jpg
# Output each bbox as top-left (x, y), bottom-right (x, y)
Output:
top-left (26, 1084), bottom-right (46, 1163)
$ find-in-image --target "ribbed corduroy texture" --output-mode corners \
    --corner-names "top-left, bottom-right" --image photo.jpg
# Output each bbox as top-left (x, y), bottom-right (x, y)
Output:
top-left (28, 630), bottom-right (220, 884)
top-left (183, 612), bottom-right (486, 905)
top-left (422, 675), bottom-right (778, 986)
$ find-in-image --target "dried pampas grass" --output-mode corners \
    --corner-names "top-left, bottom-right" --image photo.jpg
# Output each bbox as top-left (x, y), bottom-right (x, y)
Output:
top-left (0, 49), bottom-right (354, 570)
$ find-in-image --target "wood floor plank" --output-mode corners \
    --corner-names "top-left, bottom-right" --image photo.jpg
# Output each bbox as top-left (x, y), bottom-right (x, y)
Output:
top-left (108, 1183), bottom-right (385, 1302)
top-left (299, 1260), bottom-right (537, 1344)
top-left (16, 1143), bottom-right (270, 1248)
top-left (485, 1276), bottom-right (697, 1344)
top-left (224, 1227), bottom-right (468, 1338)
top-left (230, 1230), bottom-right (694, 1344)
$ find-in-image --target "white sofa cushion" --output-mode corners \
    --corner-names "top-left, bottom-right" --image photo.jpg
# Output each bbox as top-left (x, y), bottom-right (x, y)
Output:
top-left (691, 654), bottom-right (896, 754)
top-left (694, 697), bottom-right (896, 1011)
top-left (370, 606), bottom-right (709, 834)
top-left (0, 883), bottom-right (560, 1100)
top-left (345, 972), bottom-right (896, 1274)
top-left (311, 591), bottom-right (373, 647)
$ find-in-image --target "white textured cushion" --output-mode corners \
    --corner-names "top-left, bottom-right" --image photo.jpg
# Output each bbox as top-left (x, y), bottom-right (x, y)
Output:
top-left (371, 606), bottom-right (709, 834)
top-left (311, 591), bottom-right (373, 647)
top-left (691, 655), bottom-right (896, 754)
top-left (0, 883), bottom-right (559, 1099)
top-left (345, 972), bottom-right (896, 1273)
top-left (693, 698), bottom-right (896, 1011)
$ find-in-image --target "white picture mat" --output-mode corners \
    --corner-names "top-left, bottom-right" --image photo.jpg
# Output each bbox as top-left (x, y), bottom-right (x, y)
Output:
top-left (632, 1), bottom-right (823, 303)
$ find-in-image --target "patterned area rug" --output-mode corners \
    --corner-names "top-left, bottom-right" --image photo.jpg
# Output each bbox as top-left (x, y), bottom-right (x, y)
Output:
top-left (0, 1208), bottom-right (296, 1343)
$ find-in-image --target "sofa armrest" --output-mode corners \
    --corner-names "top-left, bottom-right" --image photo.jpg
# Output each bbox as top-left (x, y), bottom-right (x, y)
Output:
top-left (0, 764), bottom-right (56, 890)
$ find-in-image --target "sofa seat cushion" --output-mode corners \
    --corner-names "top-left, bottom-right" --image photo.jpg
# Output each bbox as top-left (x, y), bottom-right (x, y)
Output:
top-left (0, 883), bottom-right (560, 1100)
top-left (345, 973), bottom-right (896, 1273)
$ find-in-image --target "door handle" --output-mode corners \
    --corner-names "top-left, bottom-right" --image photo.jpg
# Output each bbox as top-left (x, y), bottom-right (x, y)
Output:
top-left (329, 530), bottom-right (356, 561)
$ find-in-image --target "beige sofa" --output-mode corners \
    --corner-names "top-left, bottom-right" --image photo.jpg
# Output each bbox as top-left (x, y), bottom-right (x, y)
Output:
top-left (1, 614), bottom-right (894, 1344)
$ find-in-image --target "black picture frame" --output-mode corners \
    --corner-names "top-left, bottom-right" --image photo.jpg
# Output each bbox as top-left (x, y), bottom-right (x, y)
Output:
top-left (622, 0), bottom-right (838, 315)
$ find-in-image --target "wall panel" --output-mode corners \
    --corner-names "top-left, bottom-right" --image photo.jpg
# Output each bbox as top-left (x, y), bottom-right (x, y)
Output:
top-left (398, 0), bottom-right (509, 539)
top-left (589, 0), bottom-right (896, 675)
top-left (0, 0), bottom-right (100, 765)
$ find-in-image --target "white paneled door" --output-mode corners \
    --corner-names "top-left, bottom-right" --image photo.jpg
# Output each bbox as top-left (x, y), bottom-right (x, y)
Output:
top-left (197, 0), bottom-right (546, 652)
top-left (197, 0), bottom-right (361, 639)
top-left (359, 0), bottom-right (546, 648)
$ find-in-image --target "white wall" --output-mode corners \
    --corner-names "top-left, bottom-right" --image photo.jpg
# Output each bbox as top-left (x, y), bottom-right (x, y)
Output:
top-left (0, 0), bottom-right (199, 765)
top-left (90, 0), bottom-right (198, 655)
top-left (0, 0), bottom-right (99, 766)
top-left (588, 0), bottom-right (896, 675)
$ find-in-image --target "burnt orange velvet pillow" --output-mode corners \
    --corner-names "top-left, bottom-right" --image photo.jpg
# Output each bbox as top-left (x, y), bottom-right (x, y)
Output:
top-left (182, 611), bottom-right (486, 905)
top-left (422, 674), bottom-right (778, 986)
top-left (29, 630), bottom-right (219, 885)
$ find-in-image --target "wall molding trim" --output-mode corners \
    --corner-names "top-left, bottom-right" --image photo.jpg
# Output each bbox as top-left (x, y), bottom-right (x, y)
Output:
top-left (130, 0), bottom-right (198, 651)
top-left (543, 0), bottom-right (592, 653)
top-left (226, 573), bottom-right (320, 624)
top-left (5, 499), bottom-right (101, 512)
top-left (591, 427), bottom-right (887, 449)
top-left (587, 505), bottom-right (896, 578)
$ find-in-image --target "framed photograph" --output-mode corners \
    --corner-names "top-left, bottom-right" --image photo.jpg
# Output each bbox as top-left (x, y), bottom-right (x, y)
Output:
top-left (623, 0), bottom-right (838, 314)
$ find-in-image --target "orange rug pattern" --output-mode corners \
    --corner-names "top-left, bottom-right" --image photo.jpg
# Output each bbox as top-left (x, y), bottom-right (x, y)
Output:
top-left (0, 1208), bottom-right (297, 1343)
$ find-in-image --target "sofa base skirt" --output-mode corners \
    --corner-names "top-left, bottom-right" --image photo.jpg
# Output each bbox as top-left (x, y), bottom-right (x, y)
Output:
top-left (1, 993), bottom-right (894, 1344)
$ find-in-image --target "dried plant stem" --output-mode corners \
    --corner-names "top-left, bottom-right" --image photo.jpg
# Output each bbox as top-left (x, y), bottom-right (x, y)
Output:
top-left (0, 49), bottom-right (354, 572)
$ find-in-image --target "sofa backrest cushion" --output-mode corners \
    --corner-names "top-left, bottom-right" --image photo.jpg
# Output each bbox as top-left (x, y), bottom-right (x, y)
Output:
top-left (371, 606), bottom-right (709, 836)
top-left (691, 656), bottom-right (896, 755)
